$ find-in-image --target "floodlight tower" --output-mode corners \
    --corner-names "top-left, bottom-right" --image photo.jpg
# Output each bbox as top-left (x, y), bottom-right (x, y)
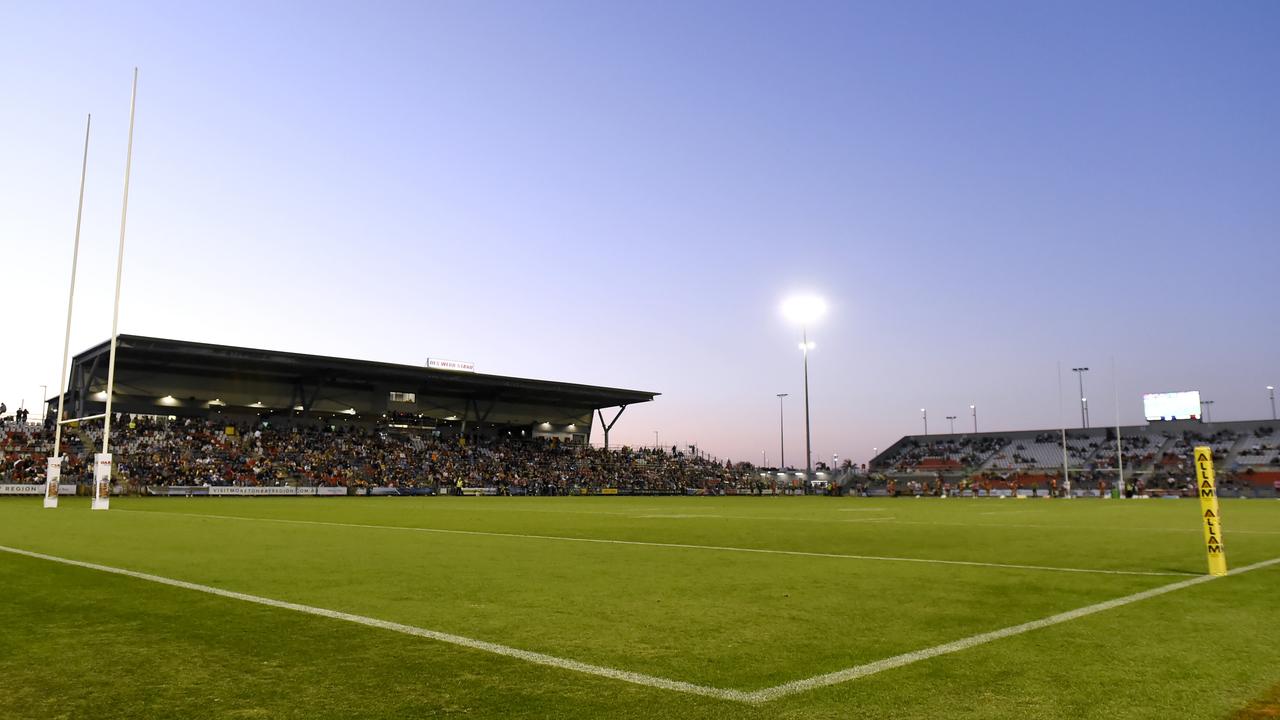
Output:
top-left (1072, 367), bottom-right (1089, 428)
top-left (776, 393), bottom-right (788, 469)
top-left (946, 415), bottom-right (957, 434)
top-left (781, 294), bottom-right (826, 491)
top-left (1268, 386), bottom-right (1276, 421)
top-left (970, 404), bottom-right (977, 433)
top-left (921, 408), bottom-right (928, 436)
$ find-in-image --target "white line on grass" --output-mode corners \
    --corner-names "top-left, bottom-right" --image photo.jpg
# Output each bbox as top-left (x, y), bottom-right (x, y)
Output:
top-left (116, 509), bottom-right (1192, 577)
top-left (879, 518), bottom-right (1280, 535)
top-left (0, 544), bottom-right (752, 704)
top-left (369, 502), bottom-right (1280, 534)
top-left (744, 555), bottom-right (1280, 703)
top-left (2, 543), bottom-right (1275, 705)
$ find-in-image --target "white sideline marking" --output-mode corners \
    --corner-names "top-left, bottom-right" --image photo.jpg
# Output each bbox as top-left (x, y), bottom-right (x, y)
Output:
top-left (636, 513), bottom-right (725, 519)
top-left (117, 509), bottom-right (1192, 577)
top-left (379, 502), bottom-right (1280, 534)
top-left (3, 543), bottom-right (1275, 705)
top-left (882, 518), bottom-right (1280, 535)
top-left (744, 555), bottom-right (1280, 703)
top-left (0, 544), bottom-right (751, 704)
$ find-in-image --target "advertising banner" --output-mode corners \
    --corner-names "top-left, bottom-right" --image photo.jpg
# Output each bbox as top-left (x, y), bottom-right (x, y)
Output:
top-left (92, 453), bottom-right (112, 510)
top-left (44, 457), bottom-right (62, 508)
top-left (209, 486), bottom-right (300, 496)
top-left (1194, 446), bottom-right (1228, 576)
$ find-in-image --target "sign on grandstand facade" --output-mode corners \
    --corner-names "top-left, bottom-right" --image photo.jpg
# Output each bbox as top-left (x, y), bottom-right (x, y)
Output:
top-left (426, 358), bottom-right (475, 372)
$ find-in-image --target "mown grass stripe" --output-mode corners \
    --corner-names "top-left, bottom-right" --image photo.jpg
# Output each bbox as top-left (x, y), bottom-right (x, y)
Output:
top-left (118, 509), bottom-right (1194, 577)
top-left (0, 544), bottom-right (752, 703)
top-left (745, 556), bottom-right (1280, 702)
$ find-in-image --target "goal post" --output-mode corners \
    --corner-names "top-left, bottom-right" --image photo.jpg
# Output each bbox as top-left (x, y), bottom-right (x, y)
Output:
top-left (45, 69), bottom-right (139, 511)
top-left (44, 113), bottom-right (92, 509)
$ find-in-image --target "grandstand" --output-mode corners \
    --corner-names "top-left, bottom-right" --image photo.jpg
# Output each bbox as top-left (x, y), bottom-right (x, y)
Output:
top-left (4, 335), bottom-right (1277, 499)
top-left (1, 417), bottom-right (757, 496)
top-left (55, 334), bottom-right (657, 444)
top-left (2, 336), bottom-right (774, 496)
top-left (870, 419), bottom-right (1280, 497)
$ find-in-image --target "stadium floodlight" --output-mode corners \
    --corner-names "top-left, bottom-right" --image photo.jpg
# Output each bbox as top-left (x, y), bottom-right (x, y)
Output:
top-left (776, 393), bottom-right (789, 470)
top-left (970, 404), bottom-right (977, 433)
top-left (921, 408), bottom-right (928, 436)
top-left (1268, 386), bottom-right (1276, 420)
top-left (781, 294), bottom-right (827, 326)
top-left (1072, 367), bottom-right (1090, 428)
top-left (781, 294), bottom-right (826, 491)
top-left (946, 415), bottom-right (957, 434)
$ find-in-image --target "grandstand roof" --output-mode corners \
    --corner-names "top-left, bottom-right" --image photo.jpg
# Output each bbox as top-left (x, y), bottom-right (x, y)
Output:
top-left (63, 335), bottom-right (657, 426)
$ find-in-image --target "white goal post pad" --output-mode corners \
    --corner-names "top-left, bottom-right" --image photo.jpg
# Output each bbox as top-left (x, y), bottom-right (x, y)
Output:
top-left (43, 457), bottom-right (62, 509)
top-left (91, 453), bottom-right (112, 511)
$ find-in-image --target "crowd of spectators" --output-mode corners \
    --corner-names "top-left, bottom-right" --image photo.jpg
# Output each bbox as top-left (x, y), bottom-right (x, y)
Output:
top-left (885, 436), bottom-right (1007, 471)
top-left (1, 415), bottom-right (761, 494)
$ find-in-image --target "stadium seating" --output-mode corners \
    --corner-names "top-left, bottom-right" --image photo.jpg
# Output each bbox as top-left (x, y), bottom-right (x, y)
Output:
top-left (0, 415), bottom-right (760, 495)
top-left (872, 420), bottom-right (1279, 497)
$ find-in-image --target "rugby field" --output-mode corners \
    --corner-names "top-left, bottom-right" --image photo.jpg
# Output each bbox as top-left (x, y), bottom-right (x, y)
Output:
top-left (1, 495), bottom-right (1278, 719)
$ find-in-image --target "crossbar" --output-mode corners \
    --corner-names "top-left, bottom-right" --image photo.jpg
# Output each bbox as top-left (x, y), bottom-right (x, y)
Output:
top-left (58, 413), bottom-right (106, 425)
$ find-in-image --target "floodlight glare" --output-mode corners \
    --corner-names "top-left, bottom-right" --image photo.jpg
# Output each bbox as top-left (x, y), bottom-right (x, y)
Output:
top-left (781, 294), bottom-right (827, 325)
top-left (779, 293), bottom-right (827, 492)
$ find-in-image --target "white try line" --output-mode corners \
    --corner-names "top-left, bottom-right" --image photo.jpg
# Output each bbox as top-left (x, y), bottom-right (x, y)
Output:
top-left (374, 501), bottom-right (1280, 535)
top-left (879, 518), bottom-right (1280, 536)
top-left (116, 509), bottom-right (1192, 577)
top-left (745, 555), bottom-right (1280, 702)
top-left (0, 544), bottom-right (751, 704)
top-left (2, 543), bottom-right (1276, 705)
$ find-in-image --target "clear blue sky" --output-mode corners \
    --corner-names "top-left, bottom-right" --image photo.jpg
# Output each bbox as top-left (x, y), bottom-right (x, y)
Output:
top-left (2, 1), bottom-right (1277, 464)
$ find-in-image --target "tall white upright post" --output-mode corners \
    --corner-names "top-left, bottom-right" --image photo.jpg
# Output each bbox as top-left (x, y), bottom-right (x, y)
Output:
top-left (95, 68), bottom-right (139, 512)
top-left (1113, 357), bottom-right (1124, 500)
top-left (46, 114), bottom-right (93, 509)
top-left (1058, 362), bottom-right (1069, 497)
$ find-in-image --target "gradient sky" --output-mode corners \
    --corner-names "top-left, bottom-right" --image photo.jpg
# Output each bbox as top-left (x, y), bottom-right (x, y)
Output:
top-left (2, 1), bottom-right (1277, 465)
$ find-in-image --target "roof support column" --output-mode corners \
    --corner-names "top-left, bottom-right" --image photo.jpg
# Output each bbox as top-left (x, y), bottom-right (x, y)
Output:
top-left (596, 405), bottom-right (627, 449)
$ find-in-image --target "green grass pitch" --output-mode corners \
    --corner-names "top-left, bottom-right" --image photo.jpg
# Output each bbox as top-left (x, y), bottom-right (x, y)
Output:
top-left (1, 495), bottom-right (1278, 719)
